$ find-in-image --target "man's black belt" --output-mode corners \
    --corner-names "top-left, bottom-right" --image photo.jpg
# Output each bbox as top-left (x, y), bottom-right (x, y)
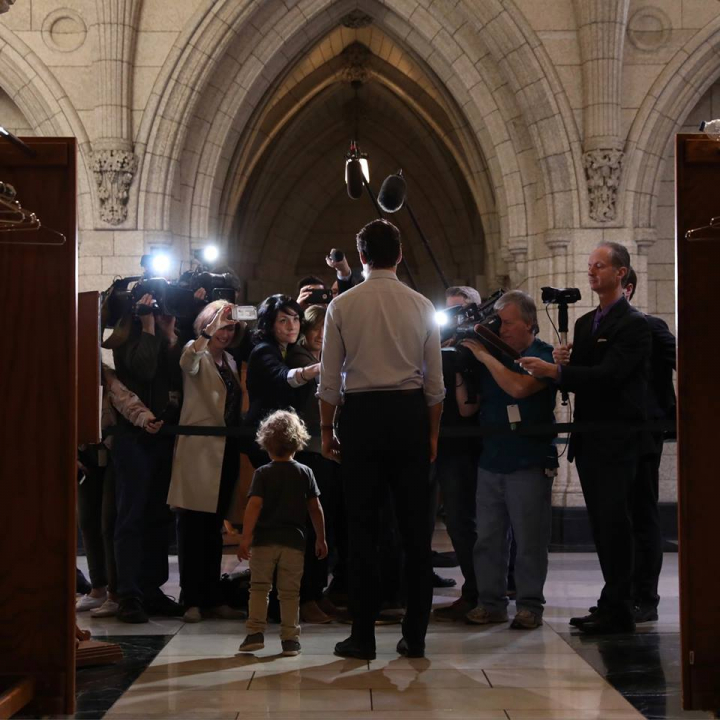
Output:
top-left (344, 388), bottom-right (424, 399)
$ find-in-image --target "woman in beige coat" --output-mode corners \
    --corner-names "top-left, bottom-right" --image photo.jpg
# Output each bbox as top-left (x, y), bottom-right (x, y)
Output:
top-left (168, 300), bottom-right (245, 623)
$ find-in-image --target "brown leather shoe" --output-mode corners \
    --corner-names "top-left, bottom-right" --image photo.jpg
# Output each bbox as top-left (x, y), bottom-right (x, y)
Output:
top-left (300, 600), bottom-right (332, 624)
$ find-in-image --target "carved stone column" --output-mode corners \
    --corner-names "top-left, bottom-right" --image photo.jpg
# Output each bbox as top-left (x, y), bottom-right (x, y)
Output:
top-left (573, 0), bottom-right (630, 222)
top-left (545, 231), bottom-right (571, 289)
top-left (91, 0), bottom-right (142, 226)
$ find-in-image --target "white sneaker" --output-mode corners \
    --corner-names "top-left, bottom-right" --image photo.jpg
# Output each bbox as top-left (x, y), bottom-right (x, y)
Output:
top-left (183, 606), bottom-right (203, 623)
top-left (90, 599), bottom-right (119, 618)
top-left (76, 593), bottom-right (107, 612)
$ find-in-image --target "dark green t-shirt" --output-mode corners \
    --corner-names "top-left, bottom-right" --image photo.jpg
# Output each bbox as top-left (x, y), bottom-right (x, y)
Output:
top-left (477, 337), bottom-right (558, 474)
top-left (247, 460), bottom-right (320, 551)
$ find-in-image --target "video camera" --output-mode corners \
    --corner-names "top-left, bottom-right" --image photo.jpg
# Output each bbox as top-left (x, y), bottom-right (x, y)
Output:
top-left (438, 289), bottom-right (505, 383)
top-left (541, 286), bottom-right (581, 305)
top-left (103, 268), bottom-right (244, 328)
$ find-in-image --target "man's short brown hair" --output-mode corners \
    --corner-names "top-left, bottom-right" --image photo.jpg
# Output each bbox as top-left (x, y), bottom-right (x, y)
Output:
top-left (356, 219), bottom-right (401, 269)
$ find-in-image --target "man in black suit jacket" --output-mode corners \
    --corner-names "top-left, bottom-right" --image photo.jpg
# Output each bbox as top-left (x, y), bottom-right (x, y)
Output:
top-left (519, 242), bottom-right (651, 634)
top-left (622, 268), bottom-right (676, 622)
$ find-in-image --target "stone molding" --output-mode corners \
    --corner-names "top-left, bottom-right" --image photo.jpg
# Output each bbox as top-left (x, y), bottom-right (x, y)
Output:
top-left (93, 0), bottom-right (141, 142)
top-left (91, 149), bottom-right (138, 226)
top-left (583, 148), bottom-right (624, 222)
top-left (573, 0), bottom-right (629, 152)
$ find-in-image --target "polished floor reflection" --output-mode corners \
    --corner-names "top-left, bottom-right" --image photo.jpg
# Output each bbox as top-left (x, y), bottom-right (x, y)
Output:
top-left (66, 531), bottom-right (698, 720)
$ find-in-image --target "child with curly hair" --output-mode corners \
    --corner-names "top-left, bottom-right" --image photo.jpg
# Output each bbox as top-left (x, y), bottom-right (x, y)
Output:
top-left (238, 409), bottom-right (327, 656)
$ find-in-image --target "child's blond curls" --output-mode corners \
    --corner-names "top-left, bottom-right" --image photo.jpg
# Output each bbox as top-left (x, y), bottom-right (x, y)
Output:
top-left (256, 409), bottom-right (310, 457)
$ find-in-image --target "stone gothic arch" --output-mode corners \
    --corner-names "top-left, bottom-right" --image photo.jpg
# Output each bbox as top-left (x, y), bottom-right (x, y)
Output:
top-left (624, 15), bottom-right (720, 241)
top-left (134, 0), bottom-right (582, 285)
top-left (0, 25), bottom-right (93, 228)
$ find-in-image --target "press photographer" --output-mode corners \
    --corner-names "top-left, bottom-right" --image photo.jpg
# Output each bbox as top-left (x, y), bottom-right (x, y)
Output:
top-left (519, 242), bottom-right (651, 635)
top-left (105, 287), bottom-right (184, 624)
top-left (455, 290), bottom-right (557, 630)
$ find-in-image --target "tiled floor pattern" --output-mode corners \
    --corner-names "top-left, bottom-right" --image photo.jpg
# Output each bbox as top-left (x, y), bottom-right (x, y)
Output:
top-left (73, 535), bottom-right (691, 720)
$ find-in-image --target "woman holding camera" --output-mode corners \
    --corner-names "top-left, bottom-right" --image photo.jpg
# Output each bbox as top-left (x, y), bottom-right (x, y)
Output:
top-left (168, 300), bottom-right (246, 623)
top-left (245, 294), bottom-right (320, 467)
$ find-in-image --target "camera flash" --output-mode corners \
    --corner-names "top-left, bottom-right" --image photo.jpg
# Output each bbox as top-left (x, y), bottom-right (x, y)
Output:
top-left (435, 311), bottom-right (449, 326)
top-left (150, 252), bottom-right (171, 275)
top-left (203, 245), bottom-right (219, 263)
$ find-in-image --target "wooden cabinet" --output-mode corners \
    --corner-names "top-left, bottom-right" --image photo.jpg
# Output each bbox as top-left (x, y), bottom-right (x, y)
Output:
top-left (675, 133), bottom-right (720, 711)
top-left (0, 138), bottom-right (77, 715)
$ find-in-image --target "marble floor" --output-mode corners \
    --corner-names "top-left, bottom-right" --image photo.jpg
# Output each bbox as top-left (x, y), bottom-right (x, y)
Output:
top-left (69, 530), bottom-right (706, 720)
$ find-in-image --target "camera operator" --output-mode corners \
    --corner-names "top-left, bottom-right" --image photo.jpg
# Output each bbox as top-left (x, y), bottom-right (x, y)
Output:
top-left (455, 291), bottom-right (557, 630)
top-left (245, 295), bottom-right (320, 467)
top-left (326, 249), bottom-right (356, 297)
top-left (432, 286), bottom-right (482, 622)
top-left (623, 268), bottom-right (676, 623)
top-left (110, 293), bottom-right (184, 623)
top-left (519, 242), bottom-right (651, 634)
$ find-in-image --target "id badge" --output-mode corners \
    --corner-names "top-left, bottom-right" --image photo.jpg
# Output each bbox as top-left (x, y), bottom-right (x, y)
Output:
top-left (507, 404), bottom-right (521, 423)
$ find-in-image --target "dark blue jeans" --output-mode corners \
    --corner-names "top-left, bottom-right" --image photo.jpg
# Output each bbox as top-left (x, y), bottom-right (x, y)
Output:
top-left (112, 434), bottom-right (175, 602)
top-left (435, 444), bottom-right (479, 604)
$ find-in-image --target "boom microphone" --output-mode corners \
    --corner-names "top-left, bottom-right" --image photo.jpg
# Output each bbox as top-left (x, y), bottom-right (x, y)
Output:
top-left (346, 158), bottom-right (365, 199)
top-left (377, 172), bottom-right (406, 213)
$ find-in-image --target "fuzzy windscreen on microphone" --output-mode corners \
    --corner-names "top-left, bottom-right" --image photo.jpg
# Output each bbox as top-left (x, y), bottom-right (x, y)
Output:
top-left (378, 174), bottom-right (406, 213)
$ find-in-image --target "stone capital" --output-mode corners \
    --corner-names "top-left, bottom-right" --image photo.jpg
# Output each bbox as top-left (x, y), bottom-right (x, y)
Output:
top-left (544, 231), bottom-right (571, 254)
top-left (583, 148), bottom-right (624, 222)
top-left (91, 148), bottom-right (138, 226)
top-left (634, 227), bottom-right (658, 254)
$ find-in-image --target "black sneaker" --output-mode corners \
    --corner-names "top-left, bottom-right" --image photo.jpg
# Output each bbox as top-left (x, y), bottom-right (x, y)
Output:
top-left (144, 593), bottom-right (183, 617)
top-left (117, 597), bottom-right (149, 624)
top-left (281, 639), bottom-right (301, 657)
top-left (239, 633), bottom-right (264, 652)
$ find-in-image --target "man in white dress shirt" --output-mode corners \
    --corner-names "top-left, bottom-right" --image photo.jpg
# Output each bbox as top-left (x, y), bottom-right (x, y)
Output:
top-left (319, 219), bottom-right (444, 660)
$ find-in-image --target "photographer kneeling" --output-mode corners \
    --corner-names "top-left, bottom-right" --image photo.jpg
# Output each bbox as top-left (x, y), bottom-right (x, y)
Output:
top-left (168, 301), bottom-right (246, 623)
top-left (456, 290), bottom-right (557, 630)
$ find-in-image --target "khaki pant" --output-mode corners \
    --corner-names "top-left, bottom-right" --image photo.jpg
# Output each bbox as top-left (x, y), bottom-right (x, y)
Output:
top-left (247, 544), bottom-right (304, 641)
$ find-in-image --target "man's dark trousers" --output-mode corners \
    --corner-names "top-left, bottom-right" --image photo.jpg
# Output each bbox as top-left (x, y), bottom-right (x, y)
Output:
top-left (574, 437), bottom-right (637, 624)
top-left (631, 434), bottom-right (664, 609)
top-left (113, 433), bottom-right (175, 602)
top-left (338, 390), bottom-right (433, 650)
top-left (434, 446), bottom-right (478, 604)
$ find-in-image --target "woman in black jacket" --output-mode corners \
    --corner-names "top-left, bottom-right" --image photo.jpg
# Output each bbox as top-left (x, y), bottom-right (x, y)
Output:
top-left (245, 295), bottom-right (320, 466)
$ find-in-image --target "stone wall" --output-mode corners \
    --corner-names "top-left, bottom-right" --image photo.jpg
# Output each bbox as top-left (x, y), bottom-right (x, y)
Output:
top-left (2, 0), bottom-right (719, 506)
